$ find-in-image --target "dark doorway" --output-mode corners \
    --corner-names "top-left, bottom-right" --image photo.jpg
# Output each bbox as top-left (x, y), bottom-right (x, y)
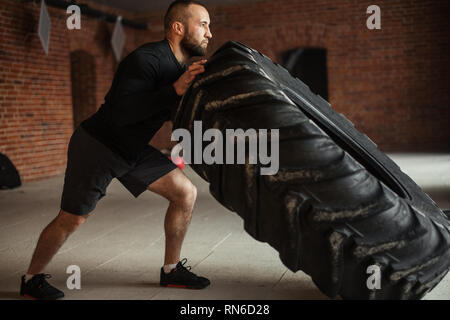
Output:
top-left (282, 48), bottom-right (329, 101)
top-left (70, 51), bottom-right (97, 129)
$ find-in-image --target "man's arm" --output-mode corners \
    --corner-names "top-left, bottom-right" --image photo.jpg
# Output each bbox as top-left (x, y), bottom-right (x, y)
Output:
top-left (108, 54), bottom-right (206, 127)
top-left (110, 85), bottom-right (180, 127)
top-left (172, 60), bottom-right (207, 95)
top-left (149, 120), bottom-right (178, 151)
top-left (108, 53), bottom-right (181, 127)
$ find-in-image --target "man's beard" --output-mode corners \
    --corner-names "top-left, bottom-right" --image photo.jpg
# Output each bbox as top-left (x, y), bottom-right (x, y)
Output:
top-left (180, 29), bottom-right (207, 57)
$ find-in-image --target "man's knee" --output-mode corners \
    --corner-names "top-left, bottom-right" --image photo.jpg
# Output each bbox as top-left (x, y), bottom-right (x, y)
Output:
top-left (173, 182), bottom-right (197, 208)
top-left (187, 183), bottom-right (197, 203)
top-left (54, 210), bottom-right (89, 233)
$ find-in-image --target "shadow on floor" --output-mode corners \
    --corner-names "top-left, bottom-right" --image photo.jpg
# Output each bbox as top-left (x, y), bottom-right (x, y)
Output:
top-left (0, 291), bottom-right (22, 299)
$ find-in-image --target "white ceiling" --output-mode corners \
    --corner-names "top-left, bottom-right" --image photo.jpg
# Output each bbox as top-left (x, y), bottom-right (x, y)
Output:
top-left (90, 0), bottom-right (261, 13)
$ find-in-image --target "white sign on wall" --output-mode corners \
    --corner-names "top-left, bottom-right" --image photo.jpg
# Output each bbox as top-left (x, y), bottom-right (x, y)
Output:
top-left (38, 0), bottom-right (51, 54)
top-left (111, 16), bottom-right (126, 62)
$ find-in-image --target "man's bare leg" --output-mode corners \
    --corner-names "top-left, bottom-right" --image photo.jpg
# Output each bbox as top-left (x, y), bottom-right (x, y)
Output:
top-left (26, 210), bottom-right (89, 275)
top-left (148, 168), bottom-right (197, 266)
top-left (149, 168), bottom-right (209, 289)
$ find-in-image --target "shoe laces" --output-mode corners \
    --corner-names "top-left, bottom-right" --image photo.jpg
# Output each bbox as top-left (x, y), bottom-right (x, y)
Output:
top-left (178, 258), bottom-right (194, 274)
top-left (34, 273), bottom-right (52, 289)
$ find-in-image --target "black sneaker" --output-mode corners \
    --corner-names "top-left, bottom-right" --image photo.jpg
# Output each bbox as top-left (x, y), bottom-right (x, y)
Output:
top-left (20, 274), bottom-right (65, 300)
top-left (160, 258), bottom-right (210, 289)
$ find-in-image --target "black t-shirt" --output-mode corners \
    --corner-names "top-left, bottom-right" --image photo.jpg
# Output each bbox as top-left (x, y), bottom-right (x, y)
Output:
top-left (81, 38), bottom-right (186, 163)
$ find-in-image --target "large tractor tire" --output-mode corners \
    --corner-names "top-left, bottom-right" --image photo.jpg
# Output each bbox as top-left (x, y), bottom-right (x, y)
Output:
top-left (172, 41), bottom-right (450, 299)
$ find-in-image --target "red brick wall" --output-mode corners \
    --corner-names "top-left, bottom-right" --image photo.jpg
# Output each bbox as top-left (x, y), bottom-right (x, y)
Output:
top-left (70, 50), bottom-right (96, 128)
top-left (0, 0), bottom-right (449, 182)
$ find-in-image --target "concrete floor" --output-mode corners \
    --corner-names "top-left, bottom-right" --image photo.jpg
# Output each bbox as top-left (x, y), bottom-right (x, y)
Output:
top-left (0, 153), bottom-right (449, 300)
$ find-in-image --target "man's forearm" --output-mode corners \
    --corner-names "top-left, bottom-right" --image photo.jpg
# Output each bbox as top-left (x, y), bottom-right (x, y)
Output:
top-left (149, 121), bottom-right (178, 151)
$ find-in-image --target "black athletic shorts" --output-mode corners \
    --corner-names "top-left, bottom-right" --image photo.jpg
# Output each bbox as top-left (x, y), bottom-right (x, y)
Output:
top-left (60, 126), bottom-right (177, 216)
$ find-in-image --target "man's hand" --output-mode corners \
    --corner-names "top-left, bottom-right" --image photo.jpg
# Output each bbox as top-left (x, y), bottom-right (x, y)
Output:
top-left (173, 59), bottom-right (207, 96)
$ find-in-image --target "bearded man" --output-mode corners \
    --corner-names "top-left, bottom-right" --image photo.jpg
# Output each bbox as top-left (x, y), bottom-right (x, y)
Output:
top-left (20, 0), bottom-right (212, 300)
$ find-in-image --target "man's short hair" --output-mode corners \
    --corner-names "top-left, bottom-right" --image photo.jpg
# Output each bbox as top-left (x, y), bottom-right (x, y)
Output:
top-left (164, 0), bottom-right (206, 33)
